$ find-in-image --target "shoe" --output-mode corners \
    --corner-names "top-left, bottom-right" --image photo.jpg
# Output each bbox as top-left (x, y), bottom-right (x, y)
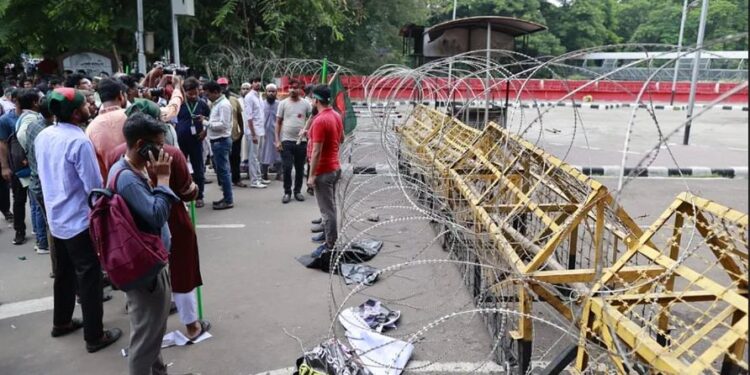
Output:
top-left (204, 179), bottom-right (213, 184)
top-left (12, 232), bottom-right (26, 245)
top-left (312, 232), bottom-right (326, 243)
top-left (250, 181), bottom-right (267, 189)
top-left (311, 223), bottom-right (324, 233)
top-left (307, 187), bottom-right (315, 196)
top-left (295, 193), bottom-right (305, 202)
top-left (86, 328), bottom-right (122, 353)
top-left (311, 244), bottom-right (329, 257)
top-left (187, 320), bottom-right (211, 341)
top-left (261, 179), bottom-right (271, 184)
top-left (195, 199), bottom-right (205, 208)
top-left (275, 174), bottom-right (283, 181)
top-left (51, 318), bottom-right (84, 337)
top-left (3, 211), bottom-right (13, 223)
top-left (233, 181), bottom-right (248, 188)
top-left (311, 218), bottom-right (322, 224)
top-left (212, 199), bottom-right (225, 206)
top-left (282, 194), bottom-right (291, 204)
top-left (35, 245), bottom-right (50, 254)
top-left (213, 201), bottom-right (234, 210)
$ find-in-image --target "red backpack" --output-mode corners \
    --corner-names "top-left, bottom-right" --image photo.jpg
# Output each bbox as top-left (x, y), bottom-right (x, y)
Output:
top-left (88, 168), bottom-right (168, 291)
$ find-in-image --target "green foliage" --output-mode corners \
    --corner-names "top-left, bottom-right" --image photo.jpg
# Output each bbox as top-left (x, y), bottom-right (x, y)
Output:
top-left (0, 0), bottom-right (745, 74)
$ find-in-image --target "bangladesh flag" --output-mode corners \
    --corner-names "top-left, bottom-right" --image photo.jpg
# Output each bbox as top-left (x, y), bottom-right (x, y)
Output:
top-left (329, 74), bottom-right (357, 135)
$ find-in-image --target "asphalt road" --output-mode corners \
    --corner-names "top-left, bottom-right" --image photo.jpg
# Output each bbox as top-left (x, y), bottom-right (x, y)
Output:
top-left (0, 108), bottom-right (746, 374)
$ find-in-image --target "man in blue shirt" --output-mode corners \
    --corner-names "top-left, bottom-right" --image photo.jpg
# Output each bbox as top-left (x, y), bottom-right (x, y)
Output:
top-left (0, 88), bottom-right (17, 223)
top-left (34, 88), bottom-right (122, 353)
top-left (0, 88), bottom-right (25, 243)
top-left (176, 77), bottom-right (210, 207)
top-left (107, 112), bottom-right (179, 375)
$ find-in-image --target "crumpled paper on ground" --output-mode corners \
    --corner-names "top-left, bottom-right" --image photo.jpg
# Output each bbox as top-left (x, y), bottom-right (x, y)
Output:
top-left (339, 307), bottom-right (413, 375)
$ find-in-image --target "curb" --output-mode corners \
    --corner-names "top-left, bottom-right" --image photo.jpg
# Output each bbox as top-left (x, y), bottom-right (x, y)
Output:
top-left (575, 166), bottom-right (748, 179)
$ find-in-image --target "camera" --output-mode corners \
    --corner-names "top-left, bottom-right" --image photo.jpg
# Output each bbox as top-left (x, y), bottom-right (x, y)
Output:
top-left (149, 87), bottom-right (164, 98)
top-left (163, 64), bottom-right (189, 76)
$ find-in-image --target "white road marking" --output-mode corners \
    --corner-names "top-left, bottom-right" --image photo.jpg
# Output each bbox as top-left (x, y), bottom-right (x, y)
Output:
top-left (0, 296), bottom-right (54, 320)
top-left (196, 224), bottom-right (246, 229)
top-left (253, 360), bottom-right (507, 374)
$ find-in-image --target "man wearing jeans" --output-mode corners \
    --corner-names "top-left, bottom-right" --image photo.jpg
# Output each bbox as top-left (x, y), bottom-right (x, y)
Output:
top-left (306, 85), bottom-right (344, 252)
top-left (275, 79), bottom-right (311, 203)
top-left (203, 81), bottom-right (234, 210)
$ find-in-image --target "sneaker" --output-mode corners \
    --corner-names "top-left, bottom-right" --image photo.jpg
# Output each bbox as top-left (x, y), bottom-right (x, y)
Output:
top-left (295, 193), bottom-right (305, 202)
top-left (213, 201), bottom-right (234, 210)
top-left (35, 245), bottom-right (50, 255)
top-left (86, 328), bottom-right (123, 353)
top-left (282, 194), bottom-right (291, 204)
top-left (311, 223), bottom-right (324, 233)
top-left (261, 179), bottom-right (271, 184)
top-left (250, 181), bottom-right (267, 189)
top-left (311, 218), bottom-right (322, 224)
top-left (311, 232), bottom-right (326, 243)
top-left (12, 232), bottom-right (26, 245)
top-left (212, 199), bottom-right (225, 206)
top-left (311, 244), bottom-right (330, 257)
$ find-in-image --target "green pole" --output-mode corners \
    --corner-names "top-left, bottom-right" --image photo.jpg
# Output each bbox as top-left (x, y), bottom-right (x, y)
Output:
top-left (189, 201), bottom-right (204, 320)
top-left (321, 58), bottom-right (328, 84)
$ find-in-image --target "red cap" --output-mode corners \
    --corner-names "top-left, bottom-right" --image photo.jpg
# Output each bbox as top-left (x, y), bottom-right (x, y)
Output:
top-left (217, 77), bottom-right (229, 85)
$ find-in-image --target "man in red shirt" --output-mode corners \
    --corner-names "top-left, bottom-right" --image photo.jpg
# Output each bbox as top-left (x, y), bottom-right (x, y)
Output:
top-left (307, 85), bottom-right (344, 252)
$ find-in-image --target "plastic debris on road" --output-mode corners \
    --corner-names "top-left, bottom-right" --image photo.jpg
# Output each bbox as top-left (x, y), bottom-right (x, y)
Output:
top-left (293, 338), bottom-right (372, 375)
top-left (340, 264), bottom-right (379, 286)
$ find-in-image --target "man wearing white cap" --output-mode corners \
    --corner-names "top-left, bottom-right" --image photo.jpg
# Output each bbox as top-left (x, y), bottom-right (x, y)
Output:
top-left (243, 77), bottom-right (267, 188)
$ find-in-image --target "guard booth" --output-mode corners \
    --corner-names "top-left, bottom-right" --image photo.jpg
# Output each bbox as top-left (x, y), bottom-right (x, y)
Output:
top-left (401, 16), bottom-right (547, 128)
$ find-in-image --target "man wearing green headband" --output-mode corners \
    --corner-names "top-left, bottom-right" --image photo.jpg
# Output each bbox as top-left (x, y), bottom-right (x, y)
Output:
top-left (35, 87), bottom-right (122, 353)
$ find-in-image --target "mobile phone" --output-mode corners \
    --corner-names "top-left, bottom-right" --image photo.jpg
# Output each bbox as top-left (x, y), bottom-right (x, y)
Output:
top-left (137, 142), bottom-right (160, 160)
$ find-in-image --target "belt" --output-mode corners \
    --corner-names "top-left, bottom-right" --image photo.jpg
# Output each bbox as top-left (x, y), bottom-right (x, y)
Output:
top-left (209, 136), bottom-right (229, 143)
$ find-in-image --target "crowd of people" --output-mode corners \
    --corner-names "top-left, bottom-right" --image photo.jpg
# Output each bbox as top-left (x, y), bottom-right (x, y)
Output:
top-left (0, 64), bottom-right (344, 374)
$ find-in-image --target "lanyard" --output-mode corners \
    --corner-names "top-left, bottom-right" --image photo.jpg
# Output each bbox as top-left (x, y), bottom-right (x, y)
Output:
top-left (186, 100), bottom-right (199, 117)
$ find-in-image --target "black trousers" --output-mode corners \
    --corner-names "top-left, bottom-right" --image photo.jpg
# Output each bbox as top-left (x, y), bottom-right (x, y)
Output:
top-left (179, 140), bottom-right (205, 200)
top-left (230, 138), bottom-right (242, 183)
top-left (0, 177), bottom-right (9, 216)
top-left (11, 176), bottom-right (26, 235)
top-left (281, 140), bottom-right (307, 194)
top-left (53, 230), bottom-right (104, 343)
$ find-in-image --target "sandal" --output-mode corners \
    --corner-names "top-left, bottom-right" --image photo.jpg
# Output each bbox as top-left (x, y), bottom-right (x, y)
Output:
top-left (51, 318), bottom-right (84, 337)
top-left (188, 319), bottom-right (211, 342)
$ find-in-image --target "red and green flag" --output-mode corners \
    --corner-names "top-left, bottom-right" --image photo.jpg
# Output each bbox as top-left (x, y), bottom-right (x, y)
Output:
top-left (329, 74), bottom-right (357, 135)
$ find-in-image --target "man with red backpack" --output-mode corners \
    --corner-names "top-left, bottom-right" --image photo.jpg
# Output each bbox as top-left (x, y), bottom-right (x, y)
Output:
top-left (33, 88), bottom-right (122, 353)
top-left (104, 112), bottom-right (180, 374)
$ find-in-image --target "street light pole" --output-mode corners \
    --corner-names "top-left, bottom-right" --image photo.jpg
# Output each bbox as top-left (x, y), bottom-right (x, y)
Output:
top-left (171, 5), bottom-right (181, 66)
top-left (670, 0), bottom-right (690, 105)
top-left (136, 0), bottom-right (146, 73)
top-left (683, 0), bottom-right (709, 145)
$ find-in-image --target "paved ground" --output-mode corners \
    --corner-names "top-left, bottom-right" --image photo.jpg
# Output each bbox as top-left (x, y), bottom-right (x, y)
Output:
top-left (502, 106), bottom-right (746, 168)
top-left (0, 107), bottom-right (746, 374)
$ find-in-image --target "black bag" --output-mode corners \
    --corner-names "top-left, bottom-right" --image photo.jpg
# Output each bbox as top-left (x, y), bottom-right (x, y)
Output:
top-left (7, 113), bottom-right (31, 177)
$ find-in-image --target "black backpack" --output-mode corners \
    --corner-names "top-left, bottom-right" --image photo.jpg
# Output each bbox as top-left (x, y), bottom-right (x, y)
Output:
top-left (7, 112), bottom-right (33, 177)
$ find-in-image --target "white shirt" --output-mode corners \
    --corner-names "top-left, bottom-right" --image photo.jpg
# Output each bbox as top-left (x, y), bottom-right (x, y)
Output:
top-left (206, 96), bottom-right (232, 140)
top-left (243, 89), bottom-right (264, 137)
top-left (0, 98), bottom-right (14, 115)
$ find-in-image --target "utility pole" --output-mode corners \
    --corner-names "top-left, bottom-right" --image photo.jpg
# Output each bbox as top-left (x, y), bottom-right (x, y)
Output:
top-left (683, 0), bottom-right (709, 145)
top-left (136, 0), bottom-right (146, 73)
top-left (670, 0), bottom-right (690, 105)
top-left (171, 4), bottom-right (181, 66)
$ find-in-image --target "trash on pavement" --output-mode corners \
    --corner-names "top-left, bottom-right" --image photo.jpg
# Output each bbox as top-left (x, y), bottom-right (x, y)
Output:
top-left (338, 307), bottom-right (413, 375)
top-left (353, 299), bottom-right (400, 332)
top-left (293, 338), bottom-right (371, 375)
top-left (340, 264), bottom-right (379, 286)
